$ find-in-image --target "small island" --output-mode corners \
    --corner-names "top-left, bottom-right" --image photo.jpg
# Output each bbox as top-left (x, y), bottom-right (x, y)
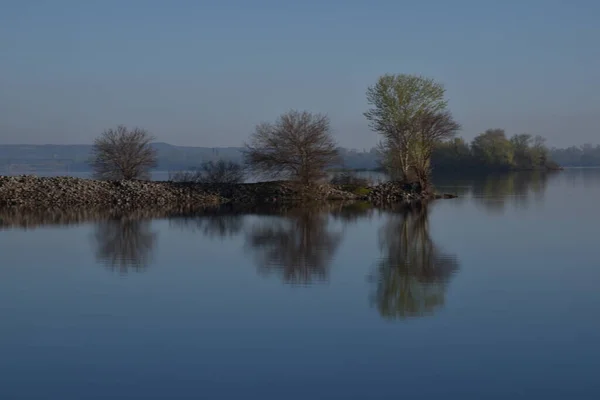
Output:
top-left (0, 73), bottom-right (559, 212)
top-left (0, 174), bottom-right (453, 210)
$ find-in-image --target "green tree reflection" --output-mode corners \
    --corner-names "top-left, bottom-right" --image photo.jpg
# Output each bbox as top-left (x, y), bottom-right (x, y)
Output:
top-left (370, 204), bottom-right (459, 319)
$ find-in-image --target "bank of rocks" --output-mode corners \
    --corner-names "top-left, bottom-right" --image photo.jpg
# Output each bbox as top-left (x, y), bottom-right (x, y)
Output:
top-left (0, 176), bottom-right (222, 209)
top-left (365, 181), bottom-right (428, 204)
top-left (0, 176), bottom-right (440, 210)
top-left (0, 176), bottom-right (362, 209)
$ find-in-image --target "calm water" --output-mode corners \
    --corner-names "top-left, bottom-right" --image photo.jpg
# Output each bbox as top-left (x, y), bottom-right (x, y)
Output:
top-left (1, 169), bottom-right (599, 399)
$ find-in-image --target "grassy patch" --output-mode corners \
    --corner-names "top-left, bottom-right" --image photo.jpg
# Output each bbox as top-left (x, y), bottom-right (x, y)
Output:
top-left (339, 184), bottom-right (372, 196)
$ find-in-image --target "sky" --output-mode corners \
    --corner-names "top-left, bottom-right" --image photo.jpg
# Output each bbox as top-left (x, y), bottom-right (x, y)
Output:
top-left (1, 0), bottom-right (599, 149)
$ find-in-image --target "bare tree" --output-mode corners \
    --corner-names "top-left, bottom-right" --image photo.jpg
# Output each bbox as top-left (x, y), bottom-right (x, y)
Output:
top-left (169, 160), bottom-right (244, 184)
top-left (90, 125), bottom-right (157, 180)
top-left (244, 110), bottom-right (339, 185)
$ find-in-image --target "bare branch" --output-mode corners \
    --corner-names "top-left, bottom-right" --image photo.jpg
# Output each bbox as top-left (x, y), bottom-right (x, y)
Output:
top-left (243, 110), bottom-right (340, 185)
top-left (89, 125), bottom-right (157, 180)
top-left (169, 160), bottom-right (244, 184)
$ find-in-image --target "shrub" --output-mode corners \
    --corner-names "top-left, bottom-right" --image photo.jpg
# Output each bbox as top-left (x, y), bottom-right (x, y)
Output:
top-left (169, 160), bottom-right (244, 184)
top-left (329, 171), bottom-right (370, 187)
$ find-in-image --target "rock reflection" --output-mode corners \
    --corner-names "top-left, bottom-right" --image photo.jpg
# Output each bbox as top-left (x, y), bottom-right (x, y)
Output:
top-left (93, 217), bottom-right (157, 274)
top-left (245, 207), bottom-right (343, 285)
top-left (370, 204), bottom-right (459, 319)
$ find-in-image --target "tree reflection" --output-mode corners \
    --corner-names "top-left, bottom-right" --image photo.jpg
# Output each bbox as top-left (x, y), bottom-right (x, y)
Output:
top-left (329, 201), bottom-right (375, 225)
top-left (470, 171), bottom-right (558, 213)
top-left (169, 214), bottom-right (244, 239)
top-left (93, 217), bottom-right (157, 274)
top-left (370, 204), bottom-right (459, 319)
top-left (245, 208), bottom-right (343, 285)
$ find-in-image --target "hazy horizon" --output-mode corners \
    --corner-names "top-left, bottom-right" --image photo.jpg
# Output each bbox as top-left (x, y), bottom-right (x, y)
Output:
top-left (1, 0), bottom-right (599, 149)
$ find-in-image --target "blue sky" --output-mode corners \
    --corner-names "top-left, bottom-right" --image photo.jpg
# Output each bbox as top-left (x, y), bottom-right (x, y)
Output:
top-left (1, 0), bottom-right (598, 148)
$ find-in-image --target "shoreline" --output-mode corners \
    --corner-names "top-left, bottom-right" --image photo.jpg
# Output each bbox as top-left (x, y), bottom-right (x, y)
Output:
top-left (0, 175), bottom-right (453, 211)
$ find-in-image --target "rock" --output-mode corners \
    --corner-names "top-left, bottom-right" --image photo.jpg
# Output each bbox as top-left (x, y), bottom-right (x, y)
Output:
top-left (0, 175), bottom-right (222, 210)
top-left (366, 181), bottom-right (431, 204)
top-left (0, 176), bottom-right (437, 211)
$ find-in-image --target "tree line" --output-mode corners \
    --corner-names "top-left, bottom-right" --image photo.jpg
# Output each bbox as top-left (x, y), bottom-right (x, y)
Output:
top-left (548, 144), bottom-right (600, 167)
top-left (431, 129), bottom-right (559, 172)
top-left (89, 73), bottom-right (557, 188)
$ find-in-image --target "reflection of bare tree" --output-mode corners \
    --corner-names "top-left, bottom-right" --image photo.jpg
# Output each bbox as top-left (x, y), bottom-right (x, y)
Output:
top-left (93, 218), bottom-right (157, 274)
top-left (245, 209), bottom-right (343, 285)
top-left (370, 204), bottom-right (459, 319)
top-left (169, 214), bottom-right (244, 239)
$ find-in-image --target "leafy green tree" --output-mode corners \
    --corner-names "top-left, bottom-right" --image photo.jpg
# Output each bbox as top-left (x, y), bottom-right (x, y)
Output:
top-left (364, 74), bottom-right (459, 187)
top-left (531, 135), bottom-right (549, 167)
top-left (471, 129), bottom-right (514, 169)
top-left (432, 137), bottom-right (473, 170)
top-left (510, 133), bottom-right (533, 168)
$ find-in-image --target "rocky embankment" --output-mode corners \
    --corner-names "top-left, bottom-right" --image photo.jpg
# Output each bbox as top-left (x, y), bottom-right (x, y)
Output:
top-left (0, 175), bottom-right (448, 210)
top-left (0, 175), bottom-right (359, 209)
top-left (0, 176), bottom-right (222, 209)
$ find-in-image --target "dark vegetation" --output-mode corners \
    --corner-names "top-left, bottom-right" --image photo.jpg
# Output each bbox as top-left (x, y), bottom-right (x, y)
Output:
top-left (168, 160), bottom-right (244, 184)
top-left (431, 129), bottom-right (560, 172)
top-left (329, 172), bottom-right (373, 196)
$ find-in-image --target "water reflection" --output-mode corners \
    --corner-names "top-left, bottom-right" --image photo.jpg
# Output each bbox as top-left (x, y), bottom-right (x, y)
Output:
top-left (244, 208), bottom-right (343, 285)
top-left (329, 201), bottom-right (375, 225)
top-left (433, 170), bottom-right (559, 213)
top-left (93, 217), bottom-right (157, 273)
top-left (369, 204), bottom-right (459, 319)
top-left (169, 213), bottom-right (244, 239)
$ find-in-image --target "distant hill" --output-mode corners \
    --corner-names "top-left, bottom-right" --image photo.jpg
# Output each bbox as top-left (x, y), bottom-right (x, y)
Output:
top-left (0, 143), bottom-right (380, 174)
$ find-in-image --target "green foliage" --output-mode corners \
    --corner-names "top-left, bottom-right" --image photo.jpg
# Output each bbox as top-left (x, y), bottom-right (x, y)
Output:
top-left (353, 186), bottom-right (372, 196)
top-left (336, 184), bottom-right (372, 196)
top-left (330, 171), bottom-right (373, 196)
top-left (431, 129), bottom-right (554, 172)
top-left (471, 129), bottom-right (514, 168)
top-left (364, 74), bottom-right (447, 134)
top-left (364, 73), bottom-right (458, 186)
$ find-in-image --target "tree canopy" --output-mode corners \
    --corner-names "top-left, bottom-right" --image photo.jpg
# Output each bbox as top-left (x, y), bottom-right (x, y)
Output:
top-left (365, 73), bottom-right (459, 188)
